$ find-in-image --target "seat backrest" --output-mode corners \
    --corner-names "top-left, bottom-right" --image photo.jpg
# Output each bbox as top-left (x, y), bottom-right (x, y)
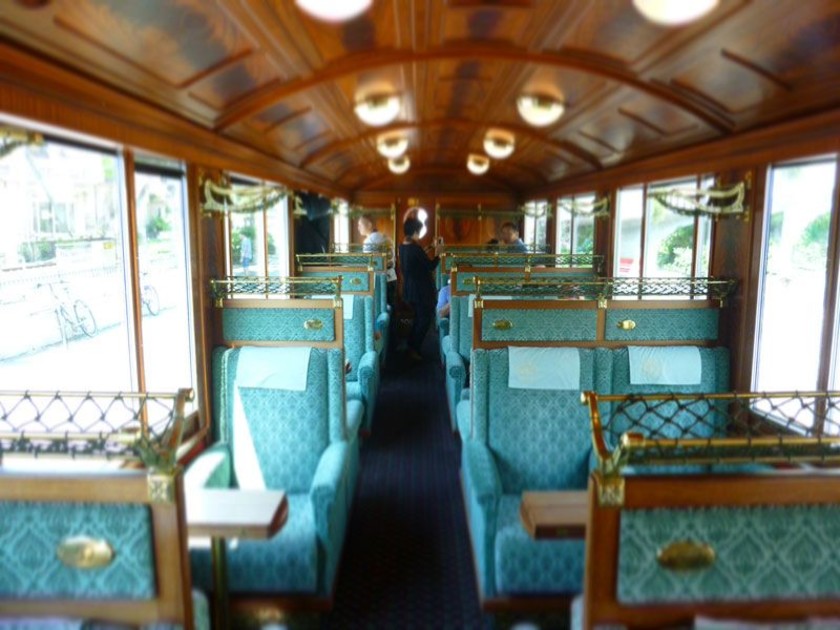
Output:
top-left (0, 467), bottom-right (194, 628)
top-left (213, 346), bottom-right (346, 493)
top-left (470, 347), bottom-right (612, 493)
top-left (584, 471), bottom-right (840, 629)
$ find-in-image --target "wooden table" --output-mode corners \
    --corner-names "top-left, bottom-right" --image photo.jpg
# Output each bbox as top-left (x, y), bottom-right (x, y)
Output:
top-left (520, 490), bottom-right (588, 539)
top-left (186, 488), bottom-right (288, 630)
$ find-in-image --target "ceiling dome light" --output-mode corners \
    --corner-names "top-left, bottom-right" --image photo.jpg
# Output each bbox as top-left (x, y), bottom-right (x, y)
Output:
top-left (295, 0), bottom-right (372, 23)
top-left (376, 135), bottom-right (409, 159)
top-left (467, 153), bottom-right (490, 176)
top-left (632, 0), bottom-right (719, 26)
top-left (387, 155), bottom-right (410, 175)
top-left (483, 129), bottom-right (515, 160)
top-left (354, 94), bottom-right (401, 127)
top-left (517, 94), bottom-right (564, 127)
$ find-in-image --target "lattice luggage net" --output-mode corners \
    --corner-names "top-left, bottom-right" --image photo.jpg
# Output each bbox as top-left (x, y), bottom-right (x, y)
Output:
top-left (583, 391), bottom-right (840, 471)
top-left (474, 276), bottom-right (736, 302)
top-left (447, 252), bottom-right (604, 272)
top-left (296, 252), bottom-right (385, 269)
top-left (0, 388), bottom-right (194, 469)
top-left (210, 276), bottom-right (340, 304)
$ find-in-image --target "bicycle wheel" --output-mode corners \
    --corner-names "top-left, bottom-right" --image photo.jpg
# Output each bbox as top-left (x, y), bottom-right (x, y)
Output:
top-left (73, 300), bottom-right (98, 337)
top-left (143, 285), bottom-right (160, 316)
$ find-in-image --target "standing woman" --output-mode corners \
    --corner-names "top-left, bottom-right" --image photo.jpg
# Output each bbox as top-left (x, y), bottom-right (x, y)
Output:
top-left (399, 217), bottom-right (443, 361)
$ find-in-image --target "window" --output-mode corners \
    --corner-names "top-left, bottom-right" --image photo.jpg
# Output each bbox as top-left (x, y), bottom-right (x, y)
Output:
top-left (614, 177), bottom-right (713, 278)
top-left (556, 193), bottom-right (595, 255)
top-left (134, 161), bottom-right (195, 392)
top-left (0, 138), bottom-right (132, 389)
top-left (522, 201), bottom-right (548, 250)
top-left (332, 203), bottom-right (350, 246)
top-left (226, 179), bottom-right (290, 277)
top-left (755, 159), bottom-right (837, 391)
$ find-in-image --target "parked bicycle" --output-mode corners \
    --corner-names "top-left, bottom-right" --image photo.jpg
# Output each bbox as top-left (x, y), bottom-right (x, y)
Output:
top-left (141, 274), bottom-right (160, 316)
top-left (38, 281), bottom-right (98, 341)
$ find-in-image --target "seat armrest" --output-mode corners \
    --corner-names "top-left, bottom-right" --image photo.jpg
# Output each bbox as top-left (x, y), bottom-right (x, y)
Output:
top-left (346, 399), bottom-right (364, 440)
top-left (310, 442), bottom-right (351, 541)
top-left (463, 440), bottom-right (502, 507)
top-left (357, 350), bottom-right (378, 389)
top-left (185, 443), bottom-right (232, 490)
top-left (376, 311), bottom-right (390, 332)
top-left (441, 333), bottom-right (453, 356)
top-left (438, 316), bottom-right (450, 337)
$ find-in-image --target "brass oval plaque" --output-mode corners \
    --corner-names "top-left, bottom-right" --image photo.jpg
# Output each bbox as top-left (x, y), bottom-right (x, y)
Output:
top-left (617, 319), bottom-right (636, 331)
top-left (349, 277), bottom-right (362, 286)
top-left (657, 540), bottom-right (715, 571)
top-left (304, 319), bottom-right (324, 330)
top-left (57, 536), bottom-right (115, 569)
top-left (492, 319), bottom-right (513, 330)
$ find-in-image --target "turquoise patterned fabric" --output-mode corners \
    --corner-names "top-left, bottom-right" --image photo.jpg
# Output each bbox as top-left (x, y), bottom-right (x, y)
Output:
top-left (311, 442), bottom-right (352, 591)
top-left (494, 495), bottom-right (585, 594)
top-left (222, 307), bottom-right (336, 343)
top-left (480, 308), bottom-right (598, 344)
top-left (0, 502), bottom-right (154, 599)
top-left (604, 308), bottom-right (719, 342)
top-left (462, 440), bottom-right (502, 597)
top-left (239, 385), bottom-right (329, 492)
top-left (477, 348), bottom-right (595, 492)
top-left (301, 269), bottom-right (371, 293)
top-left (455, 296), bottom-right (473, 360)
top-left (618, 504), bottom-right (840, 603)
top-left (456, 398), bottom-right (471, 440)
top-left (191, 494), bottom-right (318, 593)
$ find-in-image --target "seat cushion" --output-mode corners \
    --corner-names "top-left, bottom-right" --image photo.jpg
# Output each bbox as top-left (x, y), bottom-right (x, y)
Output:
top-left (190, 494), bottom-right (318, 594)
top-left (345, 380), bottom-right (362, 402)
top-left (494, 495), bottom-right (585, 595)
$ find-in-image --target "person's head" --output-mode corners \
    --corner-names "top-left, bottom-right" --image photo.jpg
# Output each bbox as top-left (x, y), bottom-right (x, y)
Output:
top-left (487, 238), bottom-right (499, 245)
top-left (500, 222), bottom-right (520, 244)
top-left (357, 215), bottom-right (375, 236)
top-left (404, 217), bottom-right (423, 240)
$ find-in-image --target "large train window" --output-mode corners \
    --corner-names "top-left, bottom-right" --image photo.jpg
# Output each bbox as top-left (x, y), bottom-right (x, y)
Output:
top-left (614, 177), bottom-right (712, 279)
top-left (755, 158), bottom-right (837, 391)
top-left (0, 136), bottom-right (133, 390)
top-left (556, 193), bottom-right (595, 255)
top-left (133, 157), bottom-right (195, 393)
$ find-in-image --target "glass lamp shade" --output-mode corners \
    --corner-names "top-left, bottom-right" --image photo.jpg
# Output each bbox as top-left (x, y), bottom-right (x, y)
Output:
top-left (467, 153), bottom-right (490, 176)
top-left (516, 95), bottom-right (564, 127)
top-left (387, 156), bottom-right (410, 175)
top-left (376, 135), bottom-right (409, 159)
top-left (295, 0), bottom-right (372, 22)
top-left (483, 130), bottom-right (515, 159)
top-left (354, 95), bottom-right (401, 127)
top-left (632, 0), bottom-right (719, 26)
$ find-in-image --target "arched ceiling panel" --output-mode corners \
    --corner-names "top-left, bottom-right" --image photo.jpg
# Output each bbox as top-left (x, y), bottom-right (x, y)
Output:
top-left (1, 0), bottom-right (839, 197)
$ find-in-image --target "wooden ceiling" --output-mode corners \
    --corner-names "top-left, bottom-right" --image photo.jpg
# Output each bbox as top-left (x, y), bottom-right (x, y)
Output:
top-left (1, 0), bottom-right (839, 198)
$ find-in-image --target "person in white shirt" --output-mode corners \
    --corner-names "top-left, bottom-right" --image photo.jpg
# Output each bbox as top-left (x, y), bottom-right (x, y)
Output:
top-left (357, 215), bottom-right (397, 302)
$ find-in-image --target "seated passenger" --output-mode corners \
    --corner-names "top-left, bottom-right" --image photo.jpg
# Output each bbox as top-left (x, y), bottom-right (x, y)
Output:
top-left (437, 282), bottom-right (451, 318)
top-left (499, 222), bottom-right (527, 253)
top-left (358, 214), bottom-right (397, 304)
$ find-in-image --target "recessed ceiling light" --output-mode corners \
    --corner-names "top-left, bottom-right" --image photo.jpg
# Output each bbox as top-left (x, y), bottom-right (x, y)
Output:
top-left (516, 95), bottom-right (564, 127)
top-left (632, 0), bottom-right (719, 26)
top-left (295, 0), bottom-right (372, 23)
top-left (377, 135), bottom-right (409, 159)
top-left (467, 153), bottom-right (490, 176)
top-left (483, 129), bottom-right (515, 160)
top-left (354, 95), bottom-right (401, 127)
top-left (388, 155), bottom-right (410, 175)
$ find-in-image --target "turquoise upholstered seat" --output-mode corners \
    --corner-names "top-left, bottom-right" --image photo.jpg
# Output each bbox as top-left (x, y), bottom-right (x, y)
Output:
top-left (462, 347), bottom-right (612, 600)
top-left (188, 346), bottom-right (359, 598)
top-left (340, 293), bottom-right (379, 432)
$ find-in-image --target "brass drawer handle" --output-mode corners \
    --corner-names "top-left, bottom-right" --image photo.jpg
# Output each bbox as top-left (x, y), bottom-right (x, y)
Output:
top-left (617, 319), bottom-right (636, 331)
top-left (657, 540), bottom-right (715, 571)
top-left (492, 319), bottom-right (513, 330)
top-left (57, 536), bottom-right (114, 569)
top-left (349, 277), bottom-right (362, 286)
top-left (304, 319), bottom-right (323, 330)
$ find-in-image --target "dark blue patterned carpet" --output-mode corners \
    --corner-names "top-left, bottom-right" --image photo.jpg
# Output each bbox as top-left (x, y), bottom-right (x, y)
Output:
top-left (323, 332), bottom-right (486, 629)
